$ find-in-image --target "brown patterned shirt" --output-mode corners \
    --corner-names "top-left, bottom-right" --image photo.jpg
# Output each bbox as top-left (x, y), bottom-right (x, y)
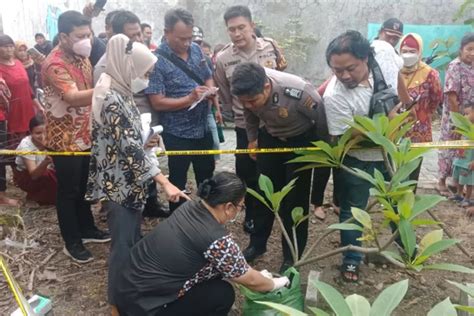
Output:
top-left (41, 47), bottom-right (93, 152)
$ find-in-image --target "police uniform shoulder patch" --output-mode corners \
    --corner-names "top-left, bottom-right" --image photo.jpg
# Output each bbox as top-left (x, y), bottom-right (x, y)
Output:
top-left (225, 60), bottom-right (241, 67)
top-left (284, 88), bottom-right (303, 100)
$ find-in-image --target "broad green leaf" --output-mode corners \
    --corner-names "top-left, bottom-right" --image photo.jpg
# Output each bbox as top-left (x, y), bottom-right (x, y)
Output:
top-left (381, 250), bottom-right (404, 263)
top-left (424, 263), bottom-right (474, 274)
top-left (314, 281), bottom-right (352, 316)
top-left (411, 219), bottom-right (441, 226)
top-left (399, 219), bottom-right (416, 259)
top-left (373, 169), bottom-right (387, 192)
top-left (383, 210), bottom-right (400, 223)
top-left (349, 116), bottom-right (376, 133)
top-left (246, 188), bottom-right (271, 211)
top-left (370, 279), bottom-right (409, 316)
top-left (295, 215), bottom-right (310, 227)
top-left (351, 168), bottom-right (378, 186)
top-left (289, 154), bottom-right (335, 165)
top-left (271, 177), bottom-right (297, 211)
top-left (403, 147), bottom-right (430, 163)
top-left (398, 192), bottom-right (415, 219)
top-left (327, 223), bottom-right (364, 232)
top-left (418, 239), bottom-right (460, 260)
top-left (345, 294), bottom-right (371, 316)
top-left (255, 301), bottom-right (307, 316)
top-left (307, 307), bottom-right (330, 316)
top-left (409, 195), bottom-right (446, 220)
top-left (365, 132), bottom-right (397, 157)
top-left (387, 111), bottom-right (411, 138)
top-left (427, 297), bottom-right (457, 316)
top-left (258, 174), bottom-right (274, 201)
top-left (391, 158), bottom-right (421, 185)
top-left (314, 140), bottom-right (335, 156)
top-left (291, 207), bottom-right (304, 225)
top-left (455, 305), bottom-right (474, 313)
top-left (447, 280), bottom-right (474, 297)
top-left (419, 230), bottom-right (443, 253)
top-left (351, 207), bottom-right (372, 229)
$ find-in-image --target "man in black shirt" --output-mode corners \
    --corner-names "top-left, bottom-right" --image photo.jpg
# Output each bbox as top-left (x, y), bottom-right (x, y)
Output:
top-left (34, 33), bottom-right (53, 56)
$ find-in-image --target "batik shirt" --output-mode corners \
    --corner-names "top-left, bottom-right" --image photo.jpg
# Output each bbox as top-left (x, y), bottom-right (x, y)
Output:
top-left (145, 41), bottom-right (212, 139)
top-left (41, 47), bottom-right (93, 152)
top-left (85, 90), bottom-right (160, 211)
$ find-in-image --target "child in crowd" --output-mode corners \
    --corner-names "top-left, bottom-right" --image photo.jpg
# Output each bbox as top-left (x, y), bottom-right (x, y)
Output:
top-left (450, 106), bottom-right (474, 208)
top-left (13, 115), bottom-right (56, 205)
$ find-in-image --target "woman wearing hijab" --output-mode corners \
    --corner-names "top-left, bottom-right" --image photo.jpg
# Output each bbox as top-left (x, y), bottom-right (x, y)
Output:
top-left (85, 34), bottom-right (188, 313)
top-left (14, 41), bottom-right (37, 90)
top-left (438, 33), bottom-right (474, 196)
top-left (399, 33), bottom-right (443, 183)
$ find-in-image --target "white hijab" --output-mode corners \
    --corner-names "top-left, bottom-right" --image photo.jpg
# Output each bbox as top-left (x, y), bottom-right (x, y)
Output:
top-left (92, 34), bottom-right (158, 125)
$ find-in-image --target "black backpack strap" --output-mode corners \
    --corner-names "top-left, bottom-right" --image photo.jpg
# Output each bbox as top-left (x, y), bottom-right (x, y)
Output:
top-left (156, 49), bottom-right (205, 86)
top-left (369, 57), bottom-right (389, 93)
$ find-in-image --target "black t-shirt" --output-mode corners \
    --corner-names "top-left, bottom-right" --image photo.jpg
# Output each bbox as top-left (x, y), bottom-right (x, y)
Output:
top-left (114, 200), bottom-right (249, 315)
top-left (89, 36), bottom-right (106, 67)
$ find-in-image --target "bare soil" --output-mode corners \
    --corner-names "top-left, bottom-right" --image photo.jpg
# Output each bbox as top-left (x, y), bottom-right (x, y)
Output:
top-left (1, 180), bottom-right (473, 316)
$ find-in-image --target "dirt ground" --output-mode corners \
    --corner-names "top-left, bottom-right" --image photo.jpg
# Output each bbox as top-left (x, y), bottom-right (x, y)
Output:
top-left (1, 176), bottom-right (473, 315)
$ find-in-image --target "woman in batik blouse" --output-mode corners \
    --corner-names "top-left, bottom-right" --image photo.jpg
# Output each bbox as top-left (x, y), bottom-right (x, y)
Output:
top-left (85, 34), bottom-right (187, 314)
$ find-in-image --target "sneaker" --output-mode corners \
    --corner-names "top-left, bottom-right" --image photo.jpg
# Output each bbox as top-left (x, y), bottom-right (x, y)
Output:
top-left (82, 229), bottom-right (111, 244)
top-left (63, 243), bottom-right (93, 263)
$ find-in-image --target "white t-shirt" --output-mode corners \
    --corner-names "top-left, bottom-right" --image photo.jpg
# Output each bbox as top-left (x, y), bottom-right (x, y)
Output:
top-left (371, 39), bottom-right (403, 91)
top-left (15, 136), bottom-right (46, 171)
top-left (324, 75), bottom-right (383, 161)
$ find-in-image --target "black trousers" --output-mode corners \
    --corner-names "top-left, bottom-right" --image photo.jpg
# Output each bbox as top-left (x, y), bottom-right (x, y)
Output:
top-left (311, 167), bottom-right (340, 207)
top-left (162, 132), bottom-right (215, 212)
top-left (154, 279), bottom-right (234, 316)
top-left (105, 201), bottom-right (142, 304)
top-left (52, 155), bottom-right (97, 246)
top-left (251, 129), bottom-right (312, 262)
top-left (235, 127), bottom-right (261, 223)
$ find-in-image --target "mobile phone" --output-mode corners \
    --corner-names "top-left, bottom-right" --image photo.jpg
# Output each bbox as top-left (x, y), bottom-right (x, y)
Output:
top-left (94, 0), bottom-right (107, 11)
top-left (27, 47), bottom-right (42, 58)
top-left (404, 95), bottom-right (421, 111)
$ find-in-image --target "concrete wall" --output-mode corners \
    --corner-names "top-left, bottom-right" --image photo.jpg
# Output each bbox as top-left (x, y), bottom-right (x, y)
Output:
top-left (0, 0), bottom-right (467, 83)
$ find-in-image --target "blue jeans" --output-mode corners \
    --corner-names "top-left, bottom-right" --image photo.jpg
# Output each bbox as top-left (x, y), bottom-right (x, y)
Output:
top-left (336, 156), bottom-right (387, 265)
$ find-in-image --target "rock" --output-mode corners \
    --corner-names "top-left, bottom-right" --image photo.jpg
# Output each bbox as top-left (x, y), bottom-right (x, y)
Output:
top-left (365, 279), bottom-right (375, 286)
top-left (419, 277), bottom-right (427, 285)
top-left (368, 263), bottom-right (375, 269)
top-left (359, 281), bottom-right (365, 286)
top-left (376, 268), bottom-right (382, 273)
top-left (304, 270), bottom-right (321, 313)
top-left (382, 264), bottom-right (388, 269)
top-left (375, 282), bottom-right (384, 291)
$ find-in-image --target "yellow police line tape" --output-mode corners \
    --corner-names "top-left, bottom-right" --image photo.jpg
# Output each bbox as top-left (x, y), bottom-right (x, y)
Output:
top-left (0, 255), bottom-right (31, 316)
top-left (0, 140), bottom-right (473, 157)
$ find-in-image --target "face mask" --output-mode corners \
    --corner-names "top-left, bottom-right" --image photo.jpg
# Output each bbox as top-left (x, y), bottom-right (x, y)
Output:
top-left (402, 52), bottom-right (419, 67)
top-left (131, 77), bottom-right (150, 94)
top-left (72, 38), bottom-right (92, 58)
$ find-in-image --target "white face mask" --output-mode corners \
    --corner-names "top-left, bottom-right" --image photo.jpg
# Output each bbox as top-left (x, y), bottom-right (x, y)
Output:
top-left (72, 38), bottom-right (92, 58)
top-left (131, 77), bottom-right (150, 94)
top-left (402, 52), bottom-right (419, 67)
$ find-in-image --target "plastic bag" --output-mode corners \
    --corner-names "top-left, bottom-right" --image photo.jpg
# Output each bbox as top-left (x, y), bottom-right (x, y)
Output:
top-left (240, 267), bottom-right (304, 316)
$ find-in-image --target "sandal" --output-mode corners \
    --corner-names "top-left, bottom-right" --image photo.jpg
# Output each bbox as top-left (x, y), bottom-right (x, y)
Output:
top-left (340, 263), bottom-right (359, 283)
top-left (449, 195), bottom-right (464, 203)
top-left (312, 205), bottom-right (326, 221)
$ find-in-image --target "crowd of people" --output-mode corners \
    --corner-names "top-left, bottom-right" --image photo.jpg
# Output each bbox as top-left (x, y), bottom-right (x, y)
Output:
top-left (0, 2), bottom-right (473, 315)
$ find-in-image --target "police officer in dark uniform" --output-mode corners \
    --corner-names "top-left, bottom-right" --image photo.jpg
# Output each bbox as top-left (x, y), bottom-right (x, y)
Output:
top-left (231, 62), bottom-right (326, 272)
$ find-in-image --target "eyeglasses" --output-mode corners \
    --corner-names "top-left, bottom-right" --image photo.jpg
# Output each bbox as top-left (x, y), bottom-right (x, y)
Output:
top-left (235, 203), bottom-right (246, 213)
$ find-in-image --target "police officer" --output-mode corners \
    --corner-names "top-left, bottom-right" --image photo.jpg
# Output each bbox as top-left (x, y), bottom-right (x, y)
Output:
top-left (231, 62), bottom-right (326, 272)
top-left (214, 5), bottom-right (287, 238)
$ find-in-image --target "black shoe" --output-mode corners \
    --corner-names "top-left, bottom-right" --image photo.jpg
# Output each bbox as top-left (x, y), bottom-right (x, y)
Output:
top-left (243, 246), bottom-right (266, 262)
top-left (142, 197), bottom-right (171, 218)
top-left (63, 243), bottom-right (93, 263)
top-left (279, 260), bottom-right (294, 275)
top-left (82, 229), bottom-right (111, 244)
top-left (243, 220), bottom-right (255, 234)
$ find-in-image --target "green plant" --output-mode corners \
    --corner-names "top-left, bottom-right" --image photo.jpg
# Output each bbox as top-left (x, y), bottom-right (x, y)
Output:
top-left (257, 279), bottom-right (472, 316)
top-left (454, 0), bottom-right (474, 27)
